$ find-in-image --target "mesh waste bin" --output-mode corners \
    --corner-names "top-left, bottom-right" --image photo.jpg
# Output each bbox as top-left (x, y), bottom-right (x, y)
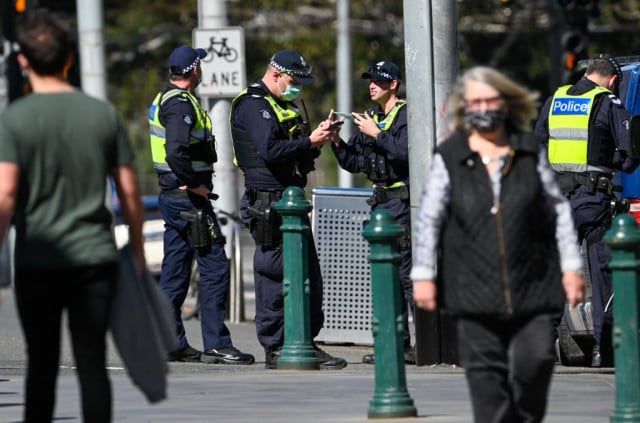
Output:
top-left (312, 187), bottom-right (374, 345)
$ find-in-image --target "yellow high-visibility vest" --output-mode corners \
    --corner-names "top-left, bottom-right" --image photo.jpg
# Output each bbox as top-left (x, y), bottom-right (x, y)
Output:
top-left (547, 85), bottom-right (610, 173)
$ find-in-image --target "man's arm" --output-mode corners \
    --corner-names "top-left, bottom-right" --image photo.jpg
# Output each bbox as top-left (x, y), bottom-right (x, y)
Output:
top-left (112, 164), bottom-right (145, 275)
top-left (533, 97), bottom-right (553, 142)
top-left (236, 97), bottom-right (326, 164)
top-left (373, 107), bottom-right (408, 162)
top-left (331, 131), bottom-right (366, 174)
top-left (0, 162), bottom-right (18, 243)
top-left (163, 98), bottom-right (203, 189)
top-left (607, 95), bottom-right (640, 173)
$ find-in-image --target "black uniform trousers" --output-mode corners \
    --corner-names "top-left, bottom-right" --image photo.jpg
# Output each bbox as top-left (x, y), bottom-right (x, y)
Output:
top-left (240, 193), bottom-right (324, 352)
top-left (566, 185), bottom-right (613, 348)
top-left (457, 313), bottom-right (557, 423)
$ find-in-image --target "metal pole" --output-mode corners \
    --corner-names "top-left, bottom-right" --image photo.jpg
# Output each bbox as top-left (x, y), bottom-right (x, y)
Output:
top-left (76, 0), bottom-right (106, 100)
top-left (404, 0), bottom-right (435, 367)
top-left (198, 0), bottom-right (226, 26)
top-left (198, 0), bottom-right (244, 322)
top-left (76, 0), bottom-right (115, 218)
top-left (198, 0), bottom-right (237, 261)
top-left (336, 0), bottom-right (353, 188)
top-left (404, 0), bottom-right (459, 366)
top-left (432, 0), bottom-right (458, 145)
top-left (403, 0), bottom-right (434, 211)
top-left (604, 214), bottom-right (640, 423)
top-left (363, 209), bottom-right (417, 418)
top-left (275, 187), bottom-right (320, 370)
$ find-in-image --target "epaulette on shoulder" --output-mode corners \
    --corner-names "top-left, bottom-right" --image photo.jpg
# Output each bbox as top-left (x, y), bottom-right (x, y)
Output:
top-left (247, 84), bottom-right (267, 98)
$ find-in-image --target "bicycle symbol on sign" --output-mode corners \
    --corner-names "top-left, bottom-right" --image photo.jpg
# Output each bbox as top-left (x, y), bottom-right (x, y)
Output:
top-left (201, 37), bottom-right (238, 63)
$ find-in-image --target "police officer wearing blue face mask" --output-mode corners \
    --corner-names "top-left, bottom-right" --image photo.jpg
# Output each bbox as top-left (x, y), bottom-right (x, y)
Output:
top-left (230, 50), bottom-right (347, 369)
top-left (534, 54), bottom-right (640, 367)
top-left (149, 45), bottom-right (255, 365)
top-left (329, 61), bottom-right (415, 365)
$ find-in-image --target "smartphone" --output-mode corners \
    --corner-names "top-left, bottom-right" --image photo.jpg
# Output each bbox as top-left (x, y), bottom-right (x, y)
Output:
top-left (329, 120), bottom-right (344, 129)
top-left (333, 112), bottom-right (355, 122)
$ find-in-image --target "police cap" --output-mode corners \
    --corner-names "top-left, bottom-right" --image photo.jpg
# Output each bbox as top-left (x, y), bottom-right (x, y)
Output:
top-left (270, 50), bottom-right (315, 86)
top-left (169, 45), bottom-right (207, 76)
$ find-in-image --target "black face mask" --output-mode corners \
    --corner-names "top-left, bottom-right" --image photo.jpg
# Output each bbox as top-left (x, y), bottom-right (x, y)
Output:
top-left (464, 109), bottom-right (508, 133)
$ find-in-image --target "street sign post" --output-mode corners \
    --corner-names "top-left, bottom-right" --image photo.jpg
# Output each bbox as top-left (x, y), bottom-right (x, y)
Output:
top-left (193, 27), bottom-right (246, 98)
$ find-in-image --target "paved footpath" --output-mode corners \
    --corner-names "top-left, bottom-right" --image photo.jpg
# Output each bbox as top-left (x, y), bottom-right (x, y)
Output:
top-left (0, 288), bottom-right (617, 423)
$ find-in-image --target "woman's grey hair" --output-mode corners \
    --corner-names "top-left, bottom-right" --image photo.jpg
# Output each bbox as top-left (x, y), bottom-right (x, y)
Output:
top-left (448, 66), bottom-right (540, 132)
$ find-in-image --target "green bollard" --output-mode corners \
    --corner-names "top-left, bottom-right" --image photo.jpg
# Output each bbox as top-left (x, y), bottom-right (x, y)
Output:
top-left (363, 209), bottom-right (417, 419)
top-left (274, 186), bottom-right (320, 370)
top-left (604, 214), bottom-right (640, 422)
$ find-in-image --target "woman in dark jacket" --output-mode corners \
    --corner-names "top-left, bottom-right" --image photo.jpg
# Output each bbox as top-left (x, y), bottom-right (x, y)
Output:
top-left (411, 66), bottom-right (585, 423)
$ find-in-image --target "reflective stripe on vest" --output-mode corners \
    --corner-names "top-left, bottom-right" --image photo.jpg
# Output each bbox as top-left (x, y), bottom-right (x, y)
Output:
top-left (148, 88), bottom-right (213, 174)
top-left (373, 100), bottom-right (407, 131)
top-left (547, 85), bottom-right (610, 173)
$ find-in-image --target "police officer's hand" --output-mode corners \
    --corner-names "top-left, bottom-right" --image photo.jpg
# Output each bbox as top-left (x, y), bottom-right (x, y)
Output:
top-left (413, 279), bottom-right (437, 311)
top-left (353, 112), bottom-right (381, 139)
top-left (183, 184), bottom-right (210, 201)
top-left (309, 119), bottom-right (333, 148)
top-left (562, 271), bottom-right (585, 308)
top-left (328, 109), bottom-right (345, 146)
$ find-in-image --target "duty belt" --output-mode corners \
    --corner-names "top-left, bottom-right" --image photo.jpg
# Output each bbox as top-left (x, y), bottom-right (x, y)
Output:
top-left (556, 172), bottom-right (621, 195)
top-left (367, 184), bottom-right (410, 206)
top-left (161, 188), bottom-right (189, 199)
top-left (161, 188), bottom-right (219, 201)
top-left (246, 188), bottom-right (284, 204)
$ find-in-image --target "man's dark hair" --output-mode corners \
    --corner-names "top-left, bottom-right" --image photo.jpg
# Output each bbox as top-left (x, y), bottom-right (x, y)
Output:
top-left (169, 67), bottom-right (196, 81)
top-left (586, 55), bottom-right (622, 80)
top-left (169, 69), bottom-right (191, 81)
top-left (16, 9), bottom-right (72, 76)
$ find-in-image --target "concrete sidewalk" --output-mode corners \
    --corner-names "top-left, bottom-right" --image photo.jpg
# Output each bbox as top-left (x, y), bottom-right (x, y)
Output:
top-left (0, 275), bottom-right (618, 423)
top-left (0, 312), bottom-right (617, 423)
top-left (0, 367), bottom-right (617, 423)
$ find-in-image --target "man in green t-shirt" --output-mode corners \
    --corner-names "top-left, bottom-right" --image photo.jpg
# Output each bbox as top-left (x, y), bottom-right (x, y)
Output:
top-left (0, 10), bottom-right (144, 423)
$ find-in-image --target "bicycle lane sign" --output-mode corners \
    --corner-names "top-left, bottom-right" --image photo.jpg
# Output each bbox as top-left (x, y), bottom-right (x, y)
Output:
top-left (192, 27), bottom-right (246, 98)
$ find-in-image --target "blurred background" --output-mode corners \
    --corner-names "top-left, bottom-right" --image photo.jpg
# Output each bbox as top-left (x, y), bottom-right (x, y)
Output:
top-left (2, 0), bottom-right (639, 193)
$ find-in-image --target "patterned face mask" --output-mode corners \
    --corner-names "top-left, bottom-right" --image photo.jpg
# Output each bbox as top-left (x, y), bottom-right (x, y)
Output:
top-left (464, 108), bottom-right (508, 132)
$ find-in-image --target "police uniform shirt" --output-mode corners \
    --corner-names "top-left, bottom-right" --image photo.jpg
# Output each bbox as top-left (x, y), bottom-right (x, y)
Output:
top-left (158, 83), bottom-right (212, 191)
top-left (534, 78), bottom-right (638, 173)
top-left (231, 80), bottom-right (313, 189)
top-left (333, 102), bottom-right (409, 184)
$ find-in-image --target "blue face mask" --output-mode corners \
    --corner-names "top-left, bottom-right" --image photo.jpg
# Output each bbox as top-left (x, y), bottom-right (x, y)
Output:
top-left (281, 84), bottom-right (302, 101)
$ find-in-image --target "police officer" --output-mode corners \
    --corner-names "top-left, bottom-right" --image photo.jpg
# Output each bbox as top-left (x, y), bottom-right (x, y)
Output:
top-left (330, 61), bottom-right (415, 364)
top-left (150, 45), bottom-right (254, 365)
top-left (534, 53), bottom-right (639, 367)
top-left (230, 50), bottom-right (347, 369)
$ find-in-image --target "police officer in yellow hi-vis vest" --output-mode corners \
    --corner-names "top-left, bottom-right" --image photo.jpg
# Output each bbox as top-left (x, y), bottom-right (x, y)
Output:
top-left (534, 54), bottom-right (639, 367)
top-left (230, 50), bottom-right (347, 370)
top-left (149, 45), bottom-right (254, 365)
top-left (329, 61), bottom-right (415, 365)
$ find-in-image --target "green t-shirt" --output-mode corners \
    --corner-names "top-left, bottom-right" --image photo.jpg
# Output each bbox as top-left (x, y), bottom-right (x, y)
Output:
top-left (0, 91), bottom-right (135, 269)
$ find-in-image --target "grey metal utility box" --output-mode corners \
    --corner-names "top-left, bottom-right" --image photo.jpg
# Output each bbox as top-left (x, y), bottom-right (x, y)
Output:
top-left (311, 187), bottom-right (374, 345)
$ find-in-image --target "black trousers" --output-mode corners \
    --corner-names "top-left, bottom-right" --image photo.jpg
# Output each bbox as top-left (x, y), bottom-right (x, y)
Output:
top-left (14, 263), bottom-right (117, 423)
top-left (566, 185), bottom-right (613, 346)
top-left (456, 314), bottom-right (556, 423)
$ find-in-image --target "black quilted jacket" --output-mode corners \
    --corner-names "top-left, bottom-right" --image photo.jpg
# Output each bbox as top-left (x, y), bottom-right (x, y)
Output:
top-left (437, 130), bottom-right (565, 319)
